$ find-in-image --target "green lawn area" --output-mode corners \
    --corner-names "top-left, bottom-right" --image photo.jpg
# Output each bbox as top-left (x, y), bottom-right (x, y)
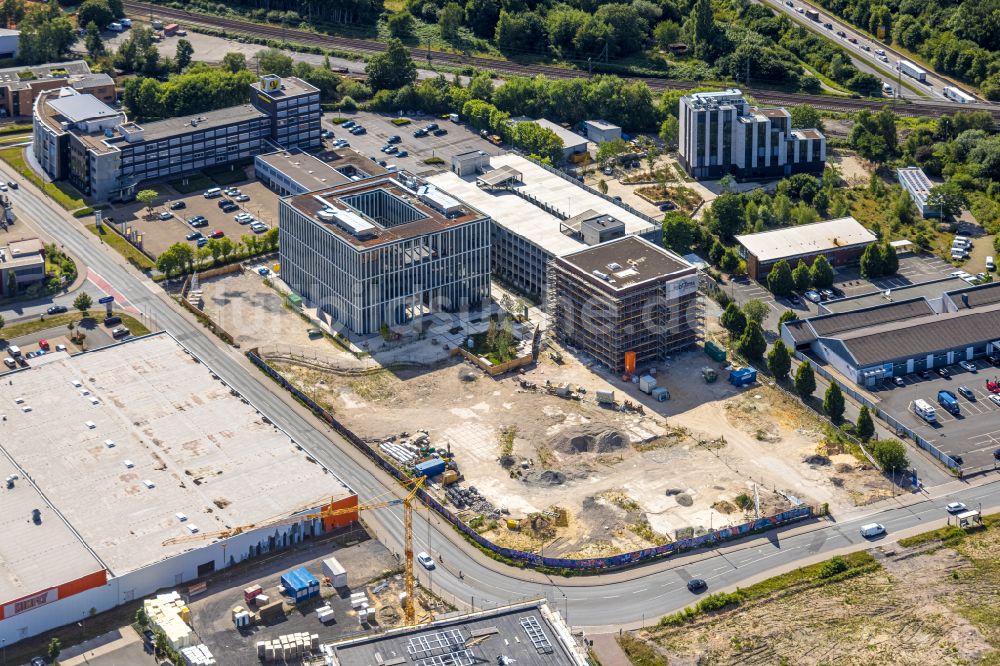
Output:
top-left (87, 224), bottom-right (156, 271)
top-left (0, 146), bottom-right (86, 210)
top-left (169, 174), bottom-right (215, 194)
top-left (1, 312), bottom-right (151, 340)
top-left (205, 161), bottom-right (251, 186)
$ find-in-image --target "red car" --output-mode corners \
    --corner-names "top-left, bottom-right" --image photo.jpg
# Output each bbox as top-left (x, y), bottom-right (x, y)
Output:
top-left (209, 230), bottom-right (224, 239)
top-left (987, 380), bottom-right (1000, 393)
top-left (38, 339), bottom-right (49, 351)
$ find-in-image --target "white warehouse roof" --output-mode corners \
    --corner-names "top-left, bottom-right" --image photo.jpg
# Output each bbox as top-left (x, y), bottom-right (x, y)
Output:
top-left (735, 216), bottom-right (876, 262)
top-left (522, 118), bottom-right (588, 149)
top-left (897, 166), bottom-right (932, 208)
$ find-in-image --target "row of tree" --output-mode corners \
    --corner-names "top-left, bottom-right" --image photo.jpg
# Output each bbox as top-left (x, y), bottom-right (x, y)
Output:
top-left (155, 229), bottom-right (279, 278)
top-left (122, 66), bottom-right (257, 122)
top-left (462, 98), bottom-right (565, 162)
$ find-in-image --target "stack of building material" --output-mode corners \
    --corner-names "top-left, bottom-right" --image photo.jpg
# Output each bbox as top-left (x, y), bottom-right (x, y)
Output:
top-left (315, 603), bottom-right (335, 624)
top-left (179, 644), bottom-right (216, 665)
top-left (255, 633), bottom-right (320, 662)
top-left (350, 591), bottom-right (368, 610)
top-left (144, 591), bottom-right (195, 650)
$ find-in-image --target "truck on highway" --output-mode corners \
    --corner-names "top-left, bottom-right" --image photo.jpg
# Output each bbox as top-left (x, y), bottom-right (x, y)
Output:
top-left (943, 86), bottom-right (975, 104)
top-left (805, 8), bottom-right (820, 20)
top-left (914, 398), bottom-right (937, 423)
top-left (896, 59), bottom-right (927, 83)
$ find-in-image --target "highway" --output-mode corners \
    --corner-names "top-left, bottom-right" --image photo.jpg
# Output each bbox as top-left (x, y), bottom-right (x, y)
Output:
top-left (5, 166), bottom-right (1000, 632)
top-left (762, 0), bottom-right (978, 102)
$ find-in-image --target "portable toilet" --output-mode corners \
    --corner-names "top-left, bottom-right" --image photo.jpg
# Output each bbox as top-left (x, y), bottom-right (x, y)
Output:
top-left (651, 387), bottom-right (669, 402)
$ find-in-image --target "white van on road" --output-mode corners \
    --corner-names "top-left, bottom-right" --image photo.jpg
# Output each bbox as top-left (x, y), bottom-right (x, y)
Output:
top-left (860, 523), bottom-right (885, 538)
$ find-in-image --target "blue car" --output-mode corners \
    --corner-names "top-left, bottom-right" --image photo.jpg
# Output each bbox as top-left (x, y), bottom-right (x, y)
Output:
top-left (196, 238), bottom-right (208, 248)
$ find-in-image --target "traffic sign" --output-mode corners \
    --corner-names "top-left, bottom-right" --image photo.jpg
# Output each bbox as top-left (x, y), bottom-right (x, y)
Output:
top-left (98, 296), bottom-right (114, 304)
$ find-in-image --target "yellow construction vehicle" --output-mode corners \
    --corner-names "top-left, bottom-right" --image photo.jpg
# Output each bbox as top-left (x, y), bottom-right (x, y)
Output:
top-left (161, 477), bottom-right (427, 624)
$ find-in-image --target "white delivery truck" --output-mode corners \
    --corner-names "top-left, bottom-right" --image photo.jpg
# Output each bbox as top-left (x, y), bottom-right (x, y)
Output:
top-left (914, 398), bottom-right (937, 423)
top-left (896, 59), bottom-right (927, 82)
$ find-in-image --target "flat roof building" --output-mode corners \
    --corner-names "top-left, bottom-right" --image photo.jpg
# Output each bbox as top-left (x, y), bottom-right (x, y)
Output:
top-left (279, 173), bottom-right (492, 335)
top-left (254, 148), bottom-right (386, 196)
top-left (0, 236), bottom-right (45, 296)
top-left (327, 601), bottom-right (588, 666)
top-left (0, 60), bottom-right (114, 119)
top-left (582, 119), bottom-right (622, 144)
top-left (897, 166), bottom-right (937, 218)
top-left (512, 117), bottom-right (588, 161)
top-left (549, 235), bottom-right (700, 372)
top-left (736, 216), bottom-right (877, 280)
top-left (0, 333), bottom-right (357, 646)
top-left (678, 89), bottom-right (825, 180)
top-left (33, 75), bottom-right (320, 203)
top-left (429, 153), bottom-right (660, 301)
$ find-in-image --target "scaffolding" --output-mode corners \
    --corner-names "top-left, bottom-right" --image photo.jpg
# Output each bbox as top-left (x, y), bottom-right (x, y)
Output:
top-left (546, 259), bottom-right (704, 373)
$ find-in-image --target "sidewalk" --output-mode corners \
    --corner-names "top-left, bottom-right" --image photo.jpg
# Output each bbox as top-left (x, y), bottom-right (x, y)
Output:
top-left (589, 633), bottom-right (631, 666)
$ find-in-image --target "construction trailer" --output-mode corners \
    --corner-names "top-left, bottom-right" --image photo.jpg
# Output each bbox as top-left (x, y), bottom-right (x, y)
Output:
top-left (548, 236), bottom-right (702, 374)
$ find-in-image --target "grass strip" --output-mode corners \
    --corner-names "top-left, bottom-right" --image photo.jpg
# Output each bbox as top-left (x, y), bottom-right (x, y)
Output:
top-left (0, 146), bottom-right (86, 210)
top-left (87, 224), bottom-right (156, 271)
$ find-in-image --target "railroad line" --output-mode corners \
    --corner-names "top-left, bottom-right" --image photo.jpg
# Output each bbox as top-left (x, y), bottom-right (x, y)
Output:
top-left (123, 0), bottom-right (999, 121)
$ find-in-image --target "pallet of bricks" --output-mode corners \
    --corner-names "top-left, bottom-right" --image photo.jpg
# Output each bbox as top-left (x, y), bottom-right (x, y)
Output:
top-left (257, 632), bottom-right (320, 662)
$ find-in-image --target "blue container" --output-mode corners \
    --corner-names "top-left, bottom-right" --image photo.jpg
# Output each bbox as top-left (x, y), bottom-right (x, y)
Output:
top-left (729, 368), bottom-right (757, 387)
top-left (281, 567), bottom-right (319, 602)
top-left (414, 457), bottom-right (446, 478)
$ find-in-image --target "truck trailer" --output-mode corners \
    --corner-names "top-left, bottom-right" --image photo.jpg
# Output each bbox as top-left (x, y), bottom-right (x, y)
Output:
top-left (805, 8), bottom-right (820, 20)
top-left (943, 86), bottom-right (975, 104)
top-left (896, 59), bottom-right (927, 82)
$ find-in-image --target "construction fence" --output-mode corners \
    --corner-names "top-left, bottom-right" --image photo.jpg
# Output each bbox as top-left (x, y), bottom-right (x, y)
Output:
top-left (248, 348), bottom-right (814, 572)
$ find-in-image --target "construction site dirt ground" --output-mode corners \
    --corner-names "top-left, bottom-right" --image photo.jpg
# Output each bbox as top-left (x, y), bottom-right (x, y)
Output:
top-left (268, 324), bottom-right (891, 558)
top-left (631, 520), bottom-right (1000, 665)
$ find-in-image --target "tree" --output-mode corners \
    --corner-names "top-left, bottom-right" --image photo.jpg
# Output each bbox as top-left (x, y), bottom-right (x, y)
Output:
top-left (256, 48), bottom-right (293, 76)
top-left (659, 115), bottom-right (679, 149)
top-left (859, 243), bottom-right (884, 279)
top-left (156, 242), bottom-right (194, 277)
top-left (823, 381), bottom-right (845, 421)
top-left (596, 137), bottom-right (628, 166)
top-left (789, 104), bottom-right (824, 132)
top-left (810, 255), bottom-right (834, 289)
top-left (73, 291), bottom-right (92, 315)
top-left (653, 19), bottom-right (681, 49)
top-left (778, 309), bottom-right (798, 327)
top-left (767, 259), bottom-right (794, 297)
top-left (77, 0), bottom-right (113, 33)
top-left (48, 637), bottom-right (61, 662)
top-left (926, 182), bottom-right (968, 219)
top-left (365, 38), bottom-right (416, 92)
top-left (737, 321), bottom-right (766, 360)
top-left (689, 0), bottom-right (718, 58)
top-left (856, 405), bottom-right (875, 441)
top-left (174, 39), bottom-right (193, 71)
top-left (221, 51), bottom-right (246, 73)
top-left (439, 2), bottom-right (464, 40)
top-left (465, 0), bottom-right (500, 38)
top-left (597, 179), bottom-right (608, 194)
top-left (708, 192), bottom-right (744, 241)
top-left (795, 360), bottom-right (816, 399)
top-left (720, 301), bottom-right (747, 339)
top-left (136, 188), bottom-right (158, 217)
top-left (662, 211), bottom-right (695, 252)
top-left (880, 244), bottom-right (899, 276)
top-left (768, 339), bottom-right (791, 379)
top-left (742, 298), bottom-right (769, 327)
top-left (84, 21), bottom-right (104, 57)
top-left (387, 10), bottom-right (415, 38)
top-left (792, 259), bottom-right (811, 292)
top-left (872, 439), bottom-right (909, 472)
top-left (849, 108), bottom-right (898, 164)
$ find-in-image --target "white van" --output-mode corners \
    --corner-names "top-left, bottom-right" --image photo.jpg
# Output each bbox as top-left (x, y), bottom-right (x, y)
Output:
top-left (7, 345), bottom-right (20, 357)
top-left (914, 398), bottom-right (937, 423)
top-left (203, 187), bottom-right (222, 198)
top-left (882, 82), bottom-right (894, 96)
top-left (859, 523), bottom-right (885, 538)
top-left (954, 235), bottom-right (971, 247)
top-left (107, 22), bottom-right (123, 32)
top-left (951, 248), bottom-right (968, 261)
top-left (988, 256), bottom-right (995, 271)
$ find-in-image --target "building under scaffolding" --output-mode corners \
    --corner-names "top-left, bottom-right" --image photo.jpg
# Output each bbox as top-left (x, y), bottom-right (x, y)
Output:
top-left (548, 236), bottom-right (702, 373)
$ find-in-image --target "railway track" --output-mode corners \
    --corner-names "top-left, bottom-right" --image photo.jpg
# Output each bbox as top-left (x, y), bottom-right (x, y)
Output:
top-left (123, 0), bottom-right (1000, 121)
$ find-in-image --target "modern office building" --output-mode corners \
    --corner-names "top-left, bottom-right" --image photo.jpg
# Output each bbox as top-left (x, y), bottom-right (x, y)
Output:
top-left (250, 74), bottom-right (322, 151)
top-left (279, 174), bottom-right (492, 335)
top-left (254, 148), bottom-right (386, 196)
top-left (735, 217), bottom-right (877, 281)
top-left (896, 166), bottom-right (937, 218)
top-left (0, 237), bottom-right (45, 295)
top-left (0, 60), bottom-right (113, 118)
top-left (428, 153), bottom-right (660, 302)
top-left (0, 333), bottom-right (358, 647)
top-left (677, 89), bottom-right (826, 180)
top-left (33, 75), bottom-right (319, 202)
top-left (548, 235), bottom-right (701, 373)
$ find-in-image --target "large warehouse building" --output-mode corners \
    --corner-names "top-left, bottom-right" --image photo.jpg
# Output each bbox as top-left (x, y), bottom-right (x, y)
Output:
top-left (548, 235), bottom-right (701, 373)
top-left (0, 333), bottom-right (357, 645)
top-left (736, 217), bottom-right (877, 281)
top-left (782, 280), bottom-right (1000, 386)
top-left (279, 173), bottom-right (492, 335)
top-left (427, 153), bottom-right (661, 302)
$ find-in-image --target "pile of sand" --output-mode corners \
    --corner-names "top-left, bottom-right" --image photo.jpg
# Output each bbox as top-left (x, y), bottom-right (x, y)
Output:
top-left (551, 428), bottom-right (629, 455)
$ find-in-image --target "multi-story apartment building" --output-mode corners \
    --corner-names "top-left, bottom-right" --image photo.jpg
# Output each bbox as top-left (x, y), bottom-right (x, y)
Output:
top-left (0, 60), bottom-right (113, 119)
top-left (678, 89), bottom-right (825, 180)
top-left (279, 174), bottom-right (491, 335)
top-left (33, 75), bottom-right (319, 202)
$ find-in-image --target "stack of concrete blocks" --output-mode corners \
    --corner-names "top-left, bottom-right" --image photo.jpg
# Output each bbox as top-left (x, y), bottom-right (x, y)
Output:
top-left (255, 633), bottom-right (320, 662)
top-left (315, 603), bottom-right (335, 624)
top-left (232, 605), bottom-right (252, 628)
top-left (180, 644), bottom-right (217, 666)
top-left (144, 591), bottom-right (195, 650)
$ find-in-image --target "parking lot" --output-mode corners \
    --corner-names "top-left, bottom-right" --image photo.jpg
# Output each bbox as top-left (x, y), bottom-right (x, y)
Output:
top-left (875, 358), bottom-right (1000, 470)
top-left (104, 167), bottom-right (279, 259)
top-left (322, 111), bottom-right (504, 176)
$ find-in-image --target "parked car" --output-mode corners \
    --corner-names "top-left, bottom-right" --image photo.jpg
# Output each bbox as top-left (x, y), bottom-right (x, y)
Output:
top-left (937, 367), bottom-right (951, 379)
top-left (819, 288), bottom-right (835, 300)
top-left (433, 128), bottom-right (448, 136)
top-left (989, 354), bottom-right (1000, 366)
top-left (946, 502), bottom-right (968, 514)
top-left (47, 305), bottom-right (67, 314)
top-left (196, 237), bottom-right (208, 247)
top-left (994, 448), bottom-right (1000, 460)
top-left (186, 231), bottom-right (203, 241)
top-left (425, 123), bottom-right (439, 131)
top-left (350, 126), bottom-right (367, 135)
top-left (111, 326), bottom-right (130, 339)
top-left (257, 267), bottom-right (270, 276)
top-left (104, 315), bottom-right (121, 326)
top-left (55, 344), bottom-right (66, 352)
top-left (209, 230), bottom-right (224, 238)
top-left (38, 339), bottom-right (49, 351)
top-left (958, 385), bottom-right (976, 400)
top-left (959, 360), bottom-right (977, 373)
top-left (397, 150), bottom-right (408, 157)
top-left (413, 128), bottom-right (428, 137)
top-left (341, 120), bottom-right (355, 128)
top-left (991, 394), bottom-right (1000, 407)
top-left (321, 129), bottom-right (334, 139)
top-left (416, 552), bottom-right (435, 570)
top-left (224, 188), bottom-right (240, 197)
top-left (804, 290), bottom-right (822, 303)
top-left (158, 211), bottom-right (172, 220)
top-left (251, 223), bottom-right (269, 233)
top-left (893, 376), bottom-right (905, 387)
top-left (919, 369), bottom-right (932, 380)
top-left (235, 194), bottom-right (250, 202)
top-left (169, 201), bottom-right (186, 210)
top-left (334, 139), bottom-right (349, 148)
top-left (3, 357), bottom-right (15, 368)
top-left (387, 135), bottom-right (401, 144)
top-left (220, 203), bottom-right (238, 213)
top-left (788, 294), bottom-right (801, 304)
top-left (659, 202), bottom-right (676, 211)
top-left (217, 198), bottom-right (233, 209)
top-left (686, 578), bottom-right (707, 592)
top-left (951, 454), bottom-right (965, 465)
top-left (235, 212), bottom-right (252, 223)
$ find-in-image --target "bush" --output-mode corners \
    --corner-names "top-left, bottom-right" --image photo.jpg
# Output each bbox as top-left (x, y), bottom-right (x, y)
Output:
top-left (817, 556), bottom-right (848, 579)
top-left (390, 117), bottom-right (412, 125)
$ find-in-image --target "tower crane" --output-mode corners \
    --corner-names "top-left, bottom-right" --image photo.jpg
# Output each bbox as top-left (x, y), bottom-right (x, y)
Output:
top-left (161, 476), bottom-right (427, 624)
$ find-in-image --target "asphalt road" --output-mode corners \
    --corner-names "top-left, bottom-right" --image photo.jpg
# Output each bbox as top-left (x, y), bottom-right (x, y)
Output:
top-left (7, 165), bottom-right (1000, 632)
top-left (762, 0), bottom-right (977, 102)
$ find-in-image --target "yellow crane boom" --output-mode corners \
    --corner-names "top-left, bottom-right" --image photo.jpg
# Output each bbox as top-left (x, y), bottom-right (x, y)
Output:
top-left (161, 477), bottom-right (426, 624)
